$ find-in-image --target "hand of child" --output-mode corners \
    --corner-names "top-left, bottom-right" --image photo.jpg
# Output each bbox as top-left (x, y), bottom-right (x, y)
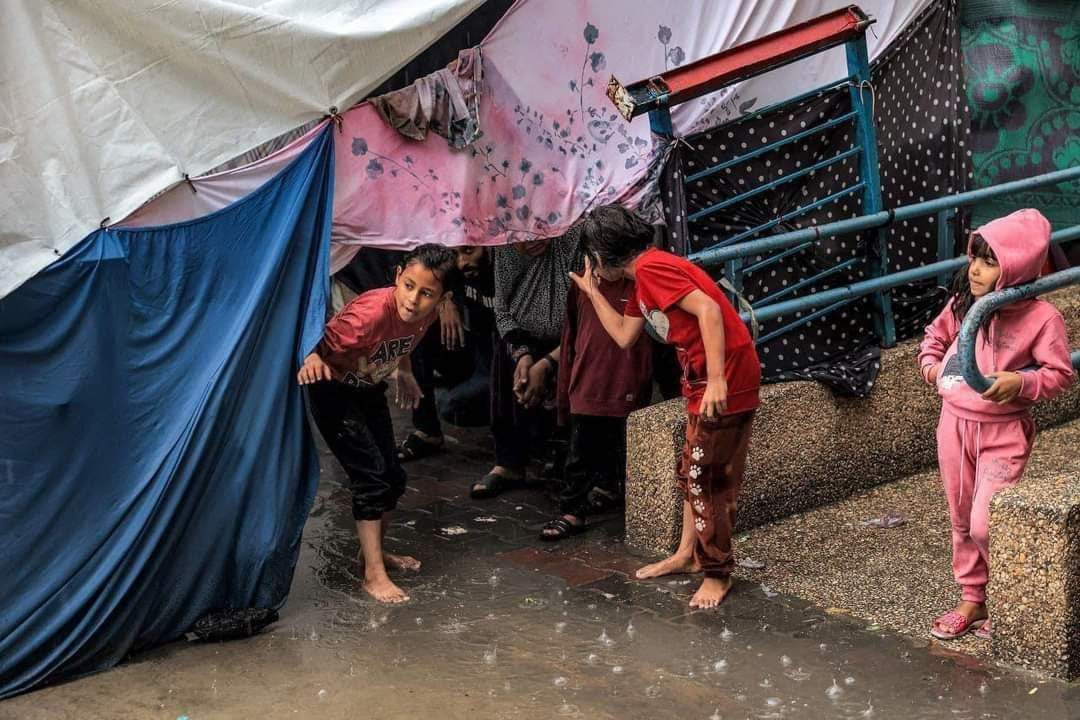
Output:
top-left (439, 300), bottom-right (465, 351)
top-left (700, 377), bottom-right (728, 419)
top-left (924, 363), bottom-right (940, 384)
top-left (982, 371), bottom-right (1022, 404)
top-left (568, 256), bottom-right (599, 298)
top-left (393, 369), bottom-right (424, 409)
top-left (298, 352), bottom-right (332, 385)
top-left (513, 354), bottom-right (534, 403)
top-left (520, 358), bottom-right (552, 408)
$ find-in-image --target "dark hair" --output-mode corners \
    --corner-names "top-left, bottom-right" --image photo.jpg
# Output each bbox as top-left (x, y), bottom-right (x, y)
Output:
top-left (577, 204), bottom-right (655, 269)
top-left (399, 243), bottom-right (460, 295)
top-left (948, 232), bottom-right (997, 340)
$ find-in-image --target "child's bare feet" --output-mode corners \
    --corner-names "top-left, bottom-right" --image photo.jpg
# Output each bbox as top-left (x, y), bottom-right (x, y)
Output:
top-left (689, 576), bottom-right (732, 609)
top-left (383, 552), bottom-right (421, 572)
top-left (635, 552), bottom-right (700, 579)
top-left (363, 572), bottom-right (410, 604)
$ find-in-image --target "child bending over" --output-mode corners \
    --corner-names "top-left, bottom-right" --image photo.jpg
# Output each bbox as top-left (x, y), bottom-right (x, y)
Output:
top-left (569, 204), bottom-right (761, 608)
top-left (298, 245), bottom-right (460, 604)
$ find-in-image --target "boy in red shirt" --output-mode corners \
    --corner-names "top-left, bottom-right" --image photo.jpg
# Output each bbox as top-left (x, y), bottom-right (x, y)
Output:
top-left (569, 204), bottom-right (761, 608)
top-left (298, 245), bottom-right (459, 604)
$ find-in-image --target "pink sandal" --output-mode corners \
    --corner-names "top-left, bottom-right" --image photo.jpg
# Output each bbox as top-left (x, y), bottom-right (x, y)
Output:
top-left (973, 618), bottom-right (992, 640)
top-left (930, 611), bottom-right (986, 640)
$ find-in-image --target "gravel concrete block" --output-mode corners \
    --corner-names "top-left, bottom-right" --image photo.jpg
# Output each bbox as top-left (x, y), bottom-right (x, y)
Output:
top-left (989, 433), bottom-right (1080, 680)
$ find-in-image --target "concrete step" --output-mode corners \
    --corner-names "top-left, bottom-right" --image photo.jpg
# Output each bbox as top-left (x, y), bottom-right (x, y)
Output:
top-left (728, 417), bottom-right (1080, 679)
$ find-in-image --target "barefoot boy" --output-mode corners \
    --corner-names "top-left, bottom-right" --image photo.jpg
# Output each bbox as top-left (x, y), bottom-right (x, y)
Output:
top-left (299, 245), bottom-right (459, 603)
top-left (568, 205), bottom-right (760, 608)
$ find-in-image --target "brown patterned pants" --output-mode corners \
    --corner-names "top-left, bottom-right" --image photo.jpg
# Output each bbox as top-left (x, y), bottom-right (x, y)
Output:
top-left (678, 410), bottom-right (756, 579)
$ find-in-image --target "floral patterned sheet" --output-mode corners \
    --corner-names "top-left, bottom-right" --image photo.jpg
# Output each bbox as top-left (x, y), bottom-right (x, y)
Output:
top-left (329, 0), bottom-right (932, 267)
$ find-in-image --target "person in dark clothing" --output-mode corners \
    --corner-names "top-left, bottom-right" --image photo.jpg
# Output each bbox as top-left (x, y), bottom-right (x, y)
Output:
top-left (533, 273), bottom-right (653, 541)
top-left (471, 231), bottom-right (581, 498)
top-left (397, 246), bottom-right (496, 461)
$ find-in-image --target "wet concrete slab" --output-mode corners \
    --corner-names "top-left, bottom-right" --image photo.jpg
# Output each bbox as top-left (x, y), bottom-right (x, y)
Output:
top-left (3, 418), bottom-right (1078, 720)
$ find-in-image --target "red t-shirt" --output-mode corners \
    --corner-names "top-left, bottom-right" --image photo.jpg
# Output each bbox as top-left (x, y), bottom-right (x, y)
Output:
top-left (557, 278), bottom-right (652, 420)
top-left (317, 287), bottom-right (435, 387)
top-left (626, 248), bottom-right (760, 416)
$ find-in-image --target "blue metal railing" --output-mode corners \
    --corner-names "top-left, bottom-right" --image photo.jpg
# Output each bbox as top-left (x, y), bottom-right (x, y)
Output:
top-left (958, 267), bottom-right (1080, 393)
top-left (646, 15), bottom-right (893, 345)
top-left (688, 165), bottom-right (1080, 347)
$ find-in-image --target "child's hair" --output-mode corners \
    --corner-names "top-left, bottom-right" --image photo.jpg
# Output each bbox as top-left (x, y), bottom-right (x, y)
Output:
top-left (577, 204), bottom-right (655, 268)
top-left (398, 243), bottom-right (461, 295)
top-left (949, 232), bottom-right (996, 340)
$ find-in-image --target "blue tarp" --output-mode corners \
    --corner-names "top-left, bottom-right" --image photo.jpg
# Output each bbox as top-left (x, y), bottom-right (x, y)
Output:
top-left (0, 129), bottom-right (333, 698)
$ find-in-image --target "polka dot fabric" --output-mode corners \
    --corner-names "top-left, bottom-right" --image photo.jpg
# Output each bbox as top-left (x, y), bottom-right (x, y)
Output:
top-left (661, 0), bottom-right (971, 397)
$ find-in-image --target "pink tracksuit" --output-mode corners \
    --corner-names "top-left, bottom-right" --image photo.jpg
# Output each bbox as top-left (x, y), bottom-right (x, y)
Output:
top-left (919, 209), bottom-right (1074, 604)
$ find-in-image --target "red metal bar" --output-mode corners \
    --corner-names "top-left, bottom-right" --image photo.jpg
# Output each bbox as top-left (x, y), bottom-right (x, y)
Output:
top-left (608, 5), bottom-right (873, 121)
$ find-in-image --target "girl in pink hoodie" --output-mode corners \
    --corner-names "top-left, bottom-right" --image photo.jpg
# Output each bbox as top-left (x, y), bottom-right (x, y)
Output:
top-left (919, 208), bottom-right (1074, 641)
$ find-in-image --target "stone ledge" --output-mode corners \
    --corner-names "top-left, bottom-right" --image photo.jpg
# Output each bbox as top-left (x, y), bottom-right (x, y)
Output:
top-left (626, 286), bottom-right (1080, 557)
top-left (989, 440), bottom-right (1080, 680)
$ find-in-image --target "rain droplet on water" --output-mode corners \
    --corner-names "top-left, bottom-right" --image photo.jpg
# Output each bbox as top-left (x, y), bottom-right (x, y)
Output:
top-left (555, 621), bottom-right (567, 633)
top-left (644, 685), bottom-right (661, 698)
top-left (780, 655), bottom-right (792, 667)
top-left (612, 665), bottom-right (624, 674)
top-left (713, 659), bottom-right (729, 673)
top-left (586, 653), bottom-right (599, 665)
top-left (597, 629), bottom-right (615, 646)
top-left (626, 621), bottom-right (636, 640)
top-left (759, 677), bottom-right (773, 688)
top-left (979, 681), bottom-right (989, 695)
top-left (720, 627), bottom-right (734, 642)
top-left (826, 679), bottom-right (844, 700)
top-left (317, 689), bottom-right (328, 700)
top-left (765, 697), bottom-right (782, 707)
top-left (844, 676), bottom-right (856, 686)
top-left (483, 647), bottom-right (498, 665)
top-left (709, 710), bottom-right (722, 720)
top-left (554, 676), bottom-right (569, 688)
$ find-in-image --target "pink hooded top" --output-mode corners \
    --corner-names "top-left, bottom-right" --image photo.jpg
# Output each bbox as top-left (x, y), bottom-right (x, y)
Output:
top-left (918, 208), bottom-right (1074, 422)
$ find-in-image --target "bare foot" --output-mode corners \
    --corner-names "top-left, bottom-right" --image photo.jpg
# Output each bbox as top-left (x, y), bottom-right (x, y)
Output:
top-left (383, 552), bottom-right (421, 572)
top-left (363, 573), bottom-right (410, 604)
top-left (635, 552), bottom-right (700, 580)
top-left (689, 576), bottom-right (732, 609)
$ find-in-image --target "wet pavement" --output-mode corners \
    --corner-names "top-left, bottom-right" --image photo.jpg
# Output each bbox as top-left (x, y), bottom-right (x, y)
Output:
top-left (3, 418), bottom-right (1078, 719)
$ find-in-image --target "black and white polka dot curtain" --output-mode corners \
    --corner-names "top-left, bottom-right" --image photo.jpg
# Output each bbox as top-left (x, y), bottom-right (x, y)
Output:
top-left (662, 0), bottom-right (971, 396)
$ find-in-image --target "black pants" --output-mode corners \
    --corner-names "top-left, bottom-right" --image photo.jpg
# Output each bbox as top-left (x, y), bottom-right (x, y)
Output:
top-left (490, 335), bottom-right (557, 469)
top-left (307, 380), bottom-right (405, 521)
top-left (559, 415), bottom-right (627, 517)
top-left (411, 327), bottom-right (493, 435)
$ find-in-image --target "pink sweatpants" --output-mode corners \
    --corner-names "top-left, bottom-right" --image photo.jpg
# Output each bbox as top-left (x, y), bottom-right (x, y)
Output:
top-left (936, 408), bottom-right (1035, 603)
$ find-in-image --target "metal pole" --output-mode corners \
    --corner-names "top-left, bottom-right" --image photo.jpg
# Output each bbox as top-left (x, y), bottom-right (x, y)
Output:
top-left (957, 267), bottom-right (1080, 393)
top-left (692, 165), bottom-right (1080, 267)
top-left (846, 35), bottom-right (894, 347)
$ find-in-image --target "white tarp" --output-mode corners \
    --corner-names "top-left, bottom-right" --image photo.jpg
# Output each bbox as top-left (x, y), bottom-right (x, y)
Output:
top-left (0, 0), bottom-right (934, 299)
top-left (0, 0), bottom-right (485, 298)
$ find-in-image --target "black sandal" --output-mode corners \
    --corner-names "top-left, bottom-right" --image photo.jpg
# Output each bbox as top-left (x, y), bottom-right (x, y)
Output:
top-left (470, 471), bottom-right (523, 499)
top-left (539, 516), bottom-right (586, 542)
top-left (397, 432), bottom-right (444, 462)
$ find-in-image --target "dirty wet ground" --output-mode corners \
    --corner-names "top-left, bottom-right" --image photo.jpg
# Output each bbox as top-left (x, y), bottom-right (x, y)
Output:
top-left (4, 418), bottom-right (1078, 720)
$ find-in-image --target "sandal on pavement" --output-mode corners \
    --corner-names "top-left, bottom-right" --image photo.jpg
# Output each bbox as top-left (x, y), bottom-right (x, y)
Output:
top-left (470, 471), bottom-right (523, 499)
top-left (973, 618), bottom-right (992, 640)
top-left (397, 432), bottom-right (444, 463)
top-left (930, 611), bottom-right (986, 640)
top-left (539, 516), bottom-right (586, 542)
